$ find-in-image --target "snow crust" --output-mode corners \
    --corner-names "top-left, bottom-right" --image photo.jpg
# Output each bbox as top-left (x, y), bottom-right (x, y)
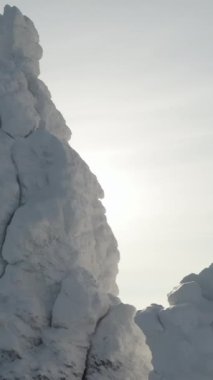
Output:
top-left (136, 265), bottom-right (213, 380)
top-left (0, 5), bottom-right (152, 380)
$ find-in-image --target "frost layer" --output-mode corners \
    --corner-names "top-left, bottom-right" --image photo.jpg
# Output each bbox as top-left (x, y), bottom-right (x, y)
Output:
top-left (0, 5), bottom-right (152, 380)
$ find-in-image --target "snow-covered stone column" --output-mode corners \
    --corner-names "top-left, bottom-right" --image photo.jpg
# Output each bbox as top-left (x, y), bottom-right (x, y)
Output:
top-left (0, 5), bottom-right (151, 379)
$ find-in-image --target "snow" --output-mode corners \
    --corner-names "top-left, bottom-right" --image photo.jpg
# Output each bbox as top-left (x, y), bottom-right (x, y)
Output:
top-left (136, 266), bottom-right (213, 380)
top-left (0, 5), bottom-right (70, 140)
top-left (0, 5), bottom-right (152, 380)
top-left (2, 4), bottom-right (213, 380)
top-left (85, 303), bottom-right (151, 380)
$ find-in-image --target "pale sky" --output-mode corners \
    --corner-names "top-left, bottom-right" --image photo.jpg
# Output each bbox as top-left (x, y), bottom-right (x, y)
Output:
top-left (1, 0), bottom-right (213, 308)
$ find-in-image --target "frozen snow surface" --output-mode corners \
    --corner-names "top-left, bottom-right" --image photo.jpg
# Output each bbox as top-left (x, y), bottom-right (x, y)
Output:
top-left (0, 5), bottom-right (152, 380)
top-left (136, 265), bottom-right (213, 380)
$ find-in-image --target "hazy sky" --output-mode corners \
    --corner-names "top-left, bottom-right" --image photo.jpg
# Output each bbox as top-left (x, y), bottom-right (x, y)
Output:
top-left (1, 1), bottom-right (213, 308)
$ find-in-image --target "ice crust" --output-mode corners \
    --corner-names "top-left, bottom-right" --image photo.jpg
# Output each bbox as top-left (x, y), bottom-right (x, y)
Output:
top-left (0, 5), bottom-right (151, 380)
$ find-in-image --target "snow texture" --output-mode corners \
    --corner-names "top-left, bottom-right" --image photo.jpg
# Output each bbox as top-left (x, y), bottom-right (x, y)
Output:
top-left (136, 265), bottom-right (213, 380)
top-left (0, 5), bottom-right (152, 380)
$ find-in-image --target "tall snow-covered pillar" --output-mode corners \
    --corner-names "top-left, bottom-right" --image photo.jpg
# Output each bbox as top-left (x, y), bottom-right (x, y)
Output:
top-left (0, 5), bottom-right (151, 380)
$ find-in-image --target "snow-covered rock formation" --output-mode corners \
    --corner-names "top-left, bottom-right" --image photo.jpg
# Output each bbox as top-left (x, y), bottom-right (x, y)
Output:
top-left (136, 265), bottom-right (213, 380)
top-left (0, 5), bottom-right (151, 380)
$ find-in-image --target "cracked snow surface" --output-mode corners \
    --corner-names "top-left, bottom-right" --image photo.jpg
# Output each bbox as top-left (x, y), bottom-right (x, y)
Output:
top-left (0, 5), bottom-right (152, 380)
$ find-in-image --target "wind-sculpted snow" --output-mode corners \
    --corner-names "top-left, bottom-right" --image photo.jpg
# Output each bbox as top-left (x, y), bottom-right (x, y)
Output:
top-left (0, 130), bottom-right (20, 276)
top-left (0, 5), bottom-right (70, 140)
top-left (0, 5), bottom-right (152, 379)
top-left (84, 303), bottom-right (152, 380)
top-left (136, 266), bottom-right (213, 380)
